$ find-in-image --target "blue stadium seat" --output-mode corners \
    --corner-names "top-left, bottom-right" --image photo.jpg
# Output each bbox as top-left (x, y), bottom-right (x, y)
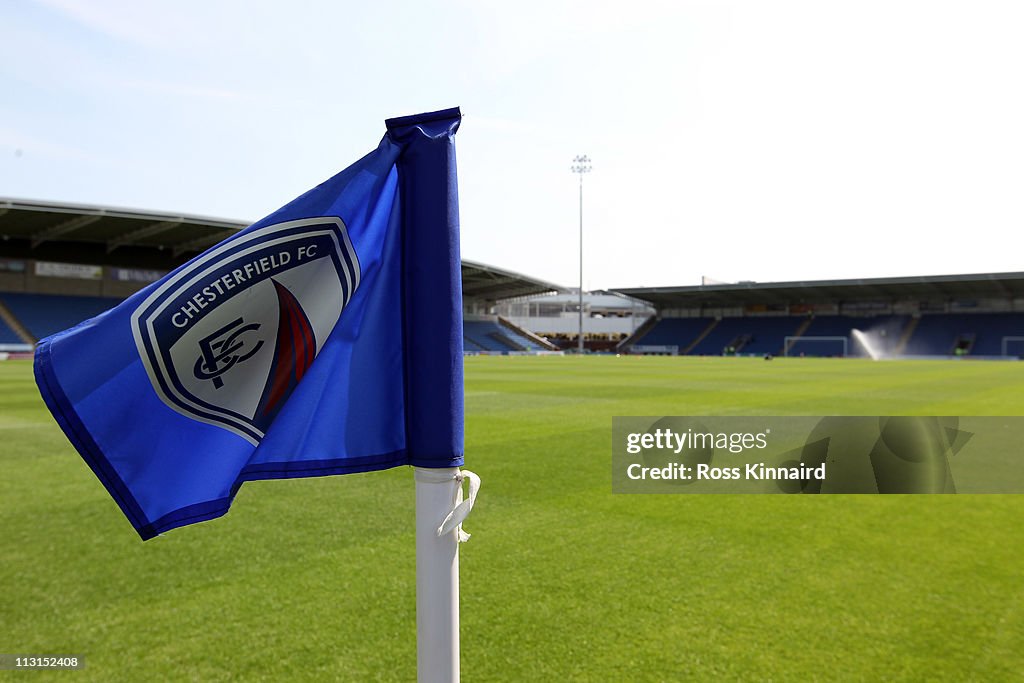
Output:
top-left (0, 293), bottom-right (123, 340)
top-left (463, 319), bottom-right (534, 353)
top-left (689, 317), bottom-right (802, 356)
top-left (0, 316), bottom-right (22, 344)
top-left (906, 313), bottom-right (1024, 356)
top-left (632, 318), bottom-right (713, 350)
top-left (617, 312), bottom-right (1024, 358)
top-left (795, 315), bottom-right (908, 357)
top-left (496, 324), bottom-right (542, 351)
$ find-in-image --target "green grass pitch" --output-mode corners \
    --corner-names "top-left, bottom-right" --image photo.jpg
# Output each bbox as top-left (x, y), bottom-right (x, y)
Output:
top-left (2, 356), bottom-right (1023, 681)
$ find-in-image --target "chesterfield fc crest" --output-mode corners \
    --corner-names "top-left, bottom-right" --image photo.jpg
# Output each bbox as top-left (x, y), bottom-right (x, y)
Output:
top-left (132, 218), bottom-right (360, 444)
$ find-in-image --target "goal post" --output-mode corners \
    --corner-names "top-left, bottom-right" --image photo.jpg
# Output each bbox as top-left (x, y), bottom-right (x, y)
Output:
top-left (1002, 336), bottom-right (1024, 357)
top-left (784, 336), bottom-right (849, 357)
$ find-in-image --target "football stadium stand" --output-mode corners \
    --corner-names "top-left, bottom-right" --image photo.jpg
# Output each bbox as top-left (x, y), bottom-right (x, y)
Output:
top-left (0, 317), bottom-right (21, 345)
top-left (497, 318), bottom-right (549, 351)
top-left (687, 316), bottom-right (801, 356)
top-left (1, 198), bottom-right (1022, 360)
top-left (904, 313), bottom-right (1024, 356)
top-left (790, 315), bottom-right (908, 357)
top-left (0, 293), bottom-right (122, 340)
top-left (464, 320), bottom-right (518, 352)
top-left (617, 273), bottom-right (1024, 359)
top-left (0, 197), bottom-right (558, 354)
top-left (463, 318), bottom-right (549, 353)
top-left (633, 314), bottom-right (911, 357)
top-left (492, 291), bottom-right (654, 351)
top-left (630, 317), bottom-right (712, 350)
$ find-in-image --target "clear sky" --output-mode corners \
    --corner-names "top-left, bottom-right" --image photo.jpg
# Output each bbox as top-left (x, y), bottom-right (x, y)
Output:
top-left (2, 1), bottom-right (1022, 290)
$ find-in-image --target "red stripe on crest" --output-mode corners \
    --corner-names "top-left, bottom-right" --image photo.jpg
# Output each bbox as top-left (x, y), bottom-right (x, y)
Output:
top-left (262, 279), bottom-right (317, 415)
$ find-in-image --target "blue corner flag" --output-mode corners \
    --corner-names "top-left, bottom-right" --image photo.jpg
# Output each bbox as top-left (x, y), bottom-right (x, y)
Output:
top-left (34, 108), bottom-right (465, 540)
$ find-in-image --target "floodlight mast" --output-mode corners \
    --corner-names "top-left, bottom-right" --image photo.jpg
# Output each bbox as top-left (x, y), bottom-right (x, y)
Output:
top-left (571, 155), bottom-right (592, 354)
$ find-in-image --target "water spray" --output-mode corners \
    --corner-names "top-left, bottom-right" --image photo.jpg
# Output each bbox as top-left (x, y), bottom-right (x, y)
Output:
top-left (852, 329), bottom-right (884, 360)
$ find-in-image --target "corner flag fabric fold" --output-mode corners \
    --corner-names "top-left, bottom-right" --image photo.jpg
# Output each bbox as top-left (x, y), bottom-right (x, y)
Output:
top-left (34, 108), bottom-right (464, 540)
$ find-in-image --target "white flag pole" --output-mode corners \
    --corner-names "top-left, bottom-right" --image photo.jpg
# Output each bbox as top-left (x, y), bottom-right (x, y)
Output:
top-left (415, 467), bottom-right (478, 683)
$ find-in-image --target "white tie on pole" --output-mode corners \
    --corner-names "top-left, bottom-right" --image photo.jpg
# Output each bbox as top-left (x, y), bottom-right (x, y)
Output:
top-left (415, 467), bottom-right (480, 683)
top-left (438, 470), bottom-right (480, 542)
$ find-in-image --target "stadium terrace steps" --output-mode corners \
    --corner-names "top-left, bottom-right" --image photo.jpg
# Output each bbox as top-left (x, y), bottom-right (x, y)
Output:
top-left (493, 324), bottom-right (540, 351)
top-left (627, 313), bottom-right (1024, 358)
top-left (904, 313), bottom-right (1024, 356)
top-left (689, 316), bottom-right (803, 356)
top-left (783, 317), bottom-right (814, 355)
top-left (786, 315), bottom-right (908, 357)
top-left (682, 318), bottom-right (718, 355)
top-left (5, 287), bottom-right (1022, 359)
top-left (0, 291), bottom-right (551, 356)
top-left (489, 331), bottom-right (525, 352)
top-left (0, 299), bottom-right (35, 344)
top-left (497, 316), bottom-right (555, 350)
top-left (727, 334), bottom-right (753, 353)
top-left (0, 292), bottom-right (123, 341)
top-left (0, 316), bottom-right (25, 345)
top-left (894, 316), bottom-right (919, 355)
top-left (617, 314), bottom-right (657, 351)
top-left (464, 318), bottom-right (544, 353)
top-left (633, 317), bottom-right (713, 352)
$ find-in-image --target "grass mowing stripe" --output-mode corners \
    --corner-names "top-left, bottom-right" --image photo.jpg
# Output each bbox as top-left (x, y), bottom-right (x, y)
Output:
top-left (2, 356), bottom-right (1022, 681)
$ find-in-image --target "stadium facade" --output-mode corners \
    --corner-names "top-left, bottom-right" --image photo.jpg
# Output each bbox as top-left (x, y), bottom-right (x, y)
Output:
top-left (1, 197), bottom-right (1022, 359)
top-left (494, 290), bottom-right (654, 352)
top-left (616, 275), bottom-right (1024, 358)
top-left (0, 198), bottom-right (558, 355)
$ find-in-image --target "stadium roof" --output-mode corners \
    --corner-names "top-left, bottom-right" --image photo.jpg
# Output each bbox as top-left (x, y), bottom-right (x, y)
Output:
top-left (615, 272), bottom-right (1024, 309)
top-left (460, 260), bottom-right (561, 302)
top-left (0, 197), bottom-right (559, 302)
top-left (0, 197), bottom-right (245, 257)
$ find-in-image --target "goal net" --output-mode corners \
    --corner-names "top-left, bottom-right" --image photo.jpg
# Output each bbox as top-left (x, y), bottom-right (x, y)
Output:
top-left (784, 336), bottom-right (849, 357)
top-left (1002, 336), bottom-right (1024, 358)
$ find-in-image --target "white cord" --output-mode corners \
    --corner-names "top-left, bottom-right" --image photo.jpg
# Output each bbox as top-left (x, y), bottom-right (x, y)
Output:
top-left (437, 470), bottom-right (480, 542)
